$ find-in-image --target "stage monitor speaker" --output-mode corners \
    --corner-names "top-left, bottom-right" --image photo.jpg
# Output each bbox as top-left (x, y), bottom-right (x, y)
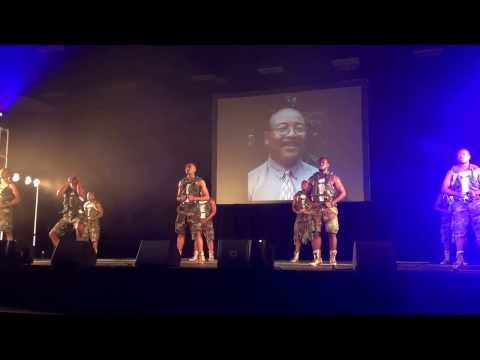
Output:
top-left (135, 240), bottom-right (180, 268)
top-left (251, 239), bottom-right (274, 270)
top-left (51, 240), bottom-right (97, 268)
top-left (352, 241), bottom-right (396, 271)
top-left (218, 239), bottom-right (274, 270)
top-left (0, 240), bottom-right (21, 266)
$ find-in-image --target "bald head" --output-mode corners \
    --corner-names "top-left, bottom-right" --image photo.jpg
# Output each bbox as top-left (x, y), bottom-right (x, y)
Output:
top-left (185, 163), bottom-right (197, 177)
top-left (457, 148), bottom-right (471, 165)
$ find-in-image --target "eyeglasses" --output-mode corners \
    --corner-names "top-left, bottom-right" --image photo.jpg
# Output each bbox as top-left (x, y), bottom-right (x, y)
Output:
top-left (271, 124), bottom-right (306, 136)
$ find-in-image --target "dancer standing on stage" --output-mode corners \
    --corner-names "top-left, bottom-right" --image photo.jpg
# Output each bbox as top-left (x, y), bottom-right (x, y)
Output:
top-left (290, 180), bottom-right (313, 262)
top-left (307, 157), bottom-right (347, 266)
top-left (441, 148), bottom-right (480, 269)
top-left (49, 176), bottom-right (87, 248)
top-left (194, 197), bottom-right (217, 262)
top-left (175, 163), bottom-right (210, 263)
top-left (434, 193), bottom-right (453, 264)
top-left (0, 168), bottom-right (21, 241)
top-left (83, 192), bottom-right (104, 254)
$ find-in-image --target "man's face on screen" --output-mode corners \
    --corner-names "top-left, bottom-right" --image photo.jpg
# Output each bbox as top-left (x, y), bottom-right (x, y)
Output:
top-left (265, 108), bottom-right (306, 167)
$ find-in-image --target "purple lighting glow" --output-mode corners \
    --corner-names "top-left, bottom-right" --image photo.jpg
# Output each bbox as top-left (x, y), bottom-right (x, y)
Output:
top-left (0, 45), bottom-right (65, 112)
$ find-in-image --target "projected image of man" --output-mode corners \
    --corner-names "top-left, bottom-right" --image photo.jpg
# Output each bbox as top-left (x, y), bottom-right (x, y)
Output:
top-left (248, 108), bottom-right (317, 201)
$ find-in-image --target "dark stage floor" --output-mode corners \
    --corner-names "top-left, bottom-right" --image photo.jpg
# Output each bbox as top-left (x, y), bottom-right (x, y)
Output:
top-left (1, 258), bottom-right (480, 316)
top-left (32, 258), bottom-right (355, 270)
top-left (30, 258), bottom-right (480, 273)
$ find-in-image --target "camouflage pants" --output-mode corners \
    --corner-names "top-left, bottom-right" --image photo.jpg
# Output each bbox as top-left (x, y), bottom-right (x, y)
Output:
top-left (175, 213), bottom-right (202, 240)
top-left (440, 214), bottom-right (452, 244)
top-left (451, 200), bottom-right (480, 244)
top-left (310, 204), bottom-right (339, 234)
top-left (0, 207), bottom-right (13, 232)
top-left (86, 220), bottom-right (101, 242)
top-left (200, 220), bottom-right (215, 242)
top-left (52, 215), bottom-right (87, 238)
top-left (293, 214), bottom-right (313, 244)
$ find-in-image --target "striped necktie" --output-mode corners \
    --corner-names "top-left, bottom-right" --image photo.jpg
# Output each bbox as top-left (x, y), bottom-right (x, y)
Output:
top-left (280, 170), bottom-right (295, 200)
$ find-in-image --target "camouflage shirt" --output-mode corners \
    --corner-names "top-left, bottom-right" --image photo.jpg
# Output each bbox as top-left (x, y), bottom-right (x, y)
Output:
top-left (292, 190), bottom-right (312, 212)
top-left (450, 164), bottom-right (480, 195)
top-left (198, 199), bottom-right (212, 220)
top-left (61, 187), bottom-right (84, 218)
top-left (0, 179), bottom-right (14, 206)
top-left (84, 200), bottom-right (101, 221)
top-left (177, 176), bottom-right (203, 216)
top-left (308, 171), bottom-right (337, 204)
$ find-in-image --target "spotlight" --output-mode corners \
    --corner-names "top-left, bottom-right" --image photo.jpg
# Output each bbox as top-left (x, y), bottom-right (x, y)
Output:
top-left (33, 178), bottom-right (40, 188)
top-left (11, 173), bottom-right (20, 182)
top-left (0, 112), bottom-right (3, 117)
top-left (25, 176), bottom-right (32, 185)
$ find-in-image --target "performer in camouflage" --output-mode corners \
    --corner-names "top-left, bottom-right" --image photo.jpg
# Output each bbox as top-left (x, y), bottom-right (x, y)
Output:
top-left (0, 168), bottom-right (21, 241)
top-left (434, 193), bottom-right (453, 265)
top-left (49, 176), bottom-right (87, 248)
top-left (196, 197), bottom-right (217, 262)
top-left (176, 163), bottom-right (210, 263)
top-left (307, 157), bottom-right (347, 266)
top-left (441, 148), bottom-right (480, 269)
top-left (290, 180), bottom-right (314, 263)
top-left (83, 192), bottom-right (104, 254)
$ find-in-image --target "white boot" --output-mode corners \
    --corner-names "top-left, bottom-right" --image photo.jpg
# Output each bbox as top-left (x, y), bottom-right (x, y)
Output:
top-left (440, 250), bottom-right (450, 265)
top-left (329, 250), bottom-right (337, 265)
top-left (198, 252), bottom-right (206, 264)
top-left (208, 251), bottom-right (215, 262)
top-left (290, 251), bottom-right (300, 263)
top-left (453, 251), bottom-right (467, 269)
top-left (188, 250), bottom-right (199, 262)
top-left (310, 250), bottom-right (323, 266)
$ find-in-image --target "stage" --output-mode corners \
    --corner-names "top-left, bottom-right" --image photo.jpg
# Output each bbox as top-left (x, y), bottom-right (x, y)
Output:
top-left (0, 257), bottom-right (479, 317)
top-left (32, 258), bottom-right (355, 271)
top-left (29, 258), bottom-right (480, 273)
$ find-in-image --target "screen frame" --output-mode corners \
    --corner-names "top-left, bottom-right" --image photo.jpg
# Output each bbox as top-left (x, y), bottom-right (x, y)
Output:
top-left (212, 79), bottom-right (371, 204)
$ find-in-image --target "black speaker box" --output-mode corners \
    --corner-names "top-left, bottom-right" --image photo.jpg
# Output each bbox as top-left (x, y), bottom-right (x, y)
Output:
top-left (51, 240), bottom-right (97, 268)
top-left (218, 239), bottom-right (274, 270)
top-left (135, 240), bottom-right (180, 268)
top-left (352, 241), bottom-right (396, 271)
